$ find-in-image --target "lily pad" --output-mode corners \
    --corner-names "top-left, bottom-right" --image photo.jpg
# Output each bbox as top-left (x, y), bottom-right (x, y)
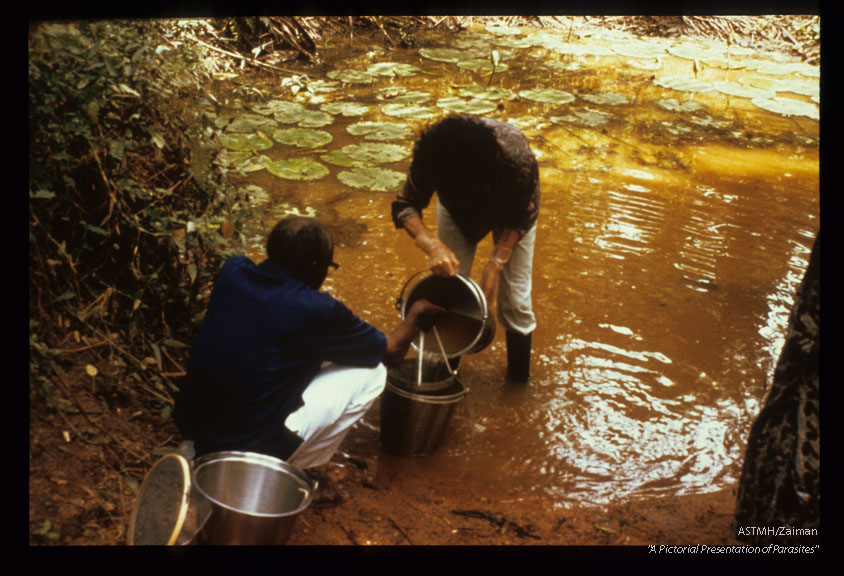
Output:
top-left (657, 98), bottom-right (705, 113)
top-left (668, 43), bottom-right (726, 62)
top-left (625, 58), bottom-right (663, 71)
top-left (219, 113), bottom-right (278, 133)
top-left (451, 85), bottom-right (514, 102)
top-left (266, 159), bottom-right (329, 181)
top-left (389, 91), bottom-right (433, 104)
top-left (654, 76), bottom-right (714, 92)
top-left (436, 97), bottom-right (499, 115)
top-left (219, 132), bottom-right (274, 152)
top-left (252, 99), bottom-right (306, 117)
top-left (581, 92), bottom-right (630, 106)
top-left (751, 96), bottom-right (819, 120)
top-left (457, 59), bottom-right (510, 74)
top-left (611, 42), bottom-right (667, 59)
top-left (754, 60), bottom-right (819, 78)
top-left (320, 102), bottom-right (371, 116)
top-left (346, 121), bottom-right (414, 141)
top-left (381, 103), bottom-right (440, 120)
top-left (366, 62), bottom-right (423, 77)
top-left (217, 149), bottom-right (271, 173)
top-left (712, 81), bottom-right (776, 100)
top-left (519, 88), bottom-right (576, 104)
top-left (419, 47), bottom-right (475, 63)
top-left (550, 109), bottom-right (613, 128)
top-left (337, 166), bottom-right (406, 192)
top-left (338, 142), bottom-right (410, 165)
top-left (326, 69), bottom-right (375, 84)
top-left (297, 110), bottom-right (334, 128)
top-left (272, 128), bottom-right (333, 148)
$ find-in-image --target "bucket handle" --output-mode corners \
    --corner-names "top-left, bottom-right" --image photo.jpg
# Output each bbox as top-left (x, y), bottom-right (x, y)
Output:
top-left (395, 268), bottom-right (432, 313)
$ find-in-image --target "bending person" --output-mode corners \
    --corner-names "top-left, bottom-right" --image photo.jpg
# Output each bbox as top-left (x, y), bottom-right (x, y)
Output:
top-left (392, 114), bottom-right (540, 381)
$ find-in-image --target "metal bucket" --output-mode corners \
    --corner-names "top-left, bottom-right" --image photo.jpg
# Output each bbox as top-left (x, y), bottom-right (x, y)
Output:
top-left (380, 362), bottom-right (467, 457)
top-left (191, 451), bottom-right (315, 545)
top-left (397, 272), bottom-right (494, 358)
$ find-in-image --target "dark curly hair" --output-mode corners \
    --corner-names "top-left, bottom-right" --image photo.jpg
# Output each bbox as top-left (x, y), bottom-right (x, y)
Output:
top-left (411, 114), bottom-right (502, 189)
top-left (266, 216), bottom-right (334, 287)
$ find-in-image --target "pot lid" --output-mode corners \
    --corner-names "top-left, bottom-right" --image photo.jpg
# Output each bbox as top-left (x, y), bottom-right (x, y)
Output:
top-left (127, 453), bottom-right (193, 545)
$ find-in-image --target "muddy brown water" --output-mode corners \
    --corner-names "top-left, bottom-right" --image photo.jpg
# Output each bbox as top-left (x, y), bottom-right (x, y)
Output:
top-left (214, 22), bottom-right (818, 508)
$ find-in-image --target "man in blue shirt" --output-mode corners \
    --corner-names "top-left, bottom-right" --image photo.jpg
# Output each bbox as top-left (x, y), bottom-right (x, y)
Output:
top-left (174, 216), bottom-right (442, 477)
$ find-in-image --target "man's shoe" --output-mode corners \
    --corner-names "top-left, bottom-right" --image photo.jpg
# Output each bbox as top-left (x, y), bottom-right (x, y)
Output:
top-left (308, 469), bottom-right (347, 508)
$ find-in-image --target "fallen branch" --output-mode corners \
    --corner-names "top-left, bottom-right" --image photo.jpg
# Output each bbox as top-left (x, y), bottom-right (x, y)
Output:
top-left (187, 33), bottom-right (322, 77)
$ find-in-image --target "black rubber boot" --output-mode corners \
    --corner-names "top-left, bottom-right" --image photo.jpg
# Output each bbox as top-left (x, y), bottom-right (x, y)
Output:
top-left (506, 331), bottom-right (532, 382)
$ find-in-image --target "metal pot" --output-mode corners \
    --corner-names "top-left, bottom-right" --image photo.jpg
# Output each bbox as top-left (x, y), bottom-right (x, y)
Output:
top-left (128, 450), bottom-right (315, 546)
top-left (396, 271), bottom-right (494, 358)
top-left (380, 369), bottom-right (467, 457)
top-left (191, 451), bottom-right (315, 545)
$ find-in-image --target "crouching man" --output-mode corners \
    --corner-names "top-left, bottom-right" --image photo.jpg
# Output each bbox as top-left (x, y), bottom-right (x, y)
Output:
top-left (174, 216), bottom-right (443, 503)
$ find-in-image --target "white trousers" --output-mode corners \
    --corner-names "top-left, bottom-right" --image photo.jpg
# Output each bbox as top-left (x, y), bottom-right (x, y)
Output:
top-left (436, 202), bottom-right (537, 335)
top-left (284, 362), bottom-right (387, 469)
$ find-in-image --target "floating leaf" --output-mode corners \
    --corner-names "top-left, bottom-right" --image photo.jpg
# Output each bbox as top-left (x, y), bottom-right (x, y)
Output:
top-left (347, 121), bottom-right (414, 141)
top-left (668, 43), bottom-right (726, 62)
top-left (222, 113), bottom-right (278, 133)
top-left (625, 58), bottom-right (663, 71)
top-left (272, 128), bottom-right (333, 148)
top-left (390, 91), bottom-right (433, 104)
top-left (436, 96), bottom-right (499, 115)
top-left (320, 102), bottom-right (371, 116)
top-left (327, 69), bottom-right (375, 84)
top-left (751, 96), bottom-right (819, 120)
top-left (366, 62), bottom-right (423, 77)
top-left (418, 47), bottom-right (471, 63)
top-left (321, 150), bottom-right (369, 168)
top-left (580, 92), bottom-right (630, 106)
top-left (611, 42), bottom-right (667, 59)
top-left (337, 166), bottom-right (406, 192)
top-left (453, 85), bottom-right (514, 101)
top-left (654, 76), bottom-right (714, 92)
top-left (712, 81), bottom-right (775, 100)
top-left (457, 59), bottom-right (509, 74)
top-left (297, 110), bottom-right (334, 128)
top-left (266, 159), bottom-right (329, 180)
top-left (657, 98), bottom-right (705, 113)
top-left (251, 99), bottom-right (306, 117)
top-left (219, 132), bottom-right (274, 152)
top-left (381, 103), bottom-right (439, 120)
top-left (217, 149), bottom-right (270, 173)
top-left (518, 88), bottom-right (575, 104)
top-left (550, 109), bottom-right (613, 128)
top-left (338, 142), bottom-right (410, 165)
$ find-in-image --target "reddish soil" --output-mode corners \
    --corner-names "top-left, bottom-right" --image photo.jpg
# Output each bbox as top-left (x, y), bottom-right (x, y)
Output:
top-left (29, 348), bottom-right (742, 548)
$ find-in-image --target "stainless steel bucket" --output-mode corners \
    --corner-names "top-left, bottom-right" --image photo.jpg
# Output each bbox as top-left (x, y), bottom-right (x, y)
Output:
top-left (397, 272), bottom-right (494, 358)
top-left (380, 365), bottom-right (467, 457)
top-left (191, 451), bottom-right (315, 545)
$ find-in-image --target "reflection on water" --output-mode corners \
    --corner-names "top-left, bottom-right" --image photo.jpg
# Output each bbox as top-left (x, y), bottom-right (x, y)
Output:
top-left (216, 20), bottom-right (818, 505)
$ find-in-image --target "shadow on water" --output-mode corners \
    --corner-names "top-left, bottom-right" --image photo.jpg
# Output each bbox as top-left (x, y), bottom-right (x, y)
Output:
top-left (211, 21), bottom-right (819, 506)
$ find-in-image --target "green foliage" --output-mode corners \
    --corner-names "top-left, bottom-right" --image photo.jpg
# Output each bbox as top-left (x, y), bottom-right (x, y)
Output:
top-left (29, 21), bottom-right (241, 368)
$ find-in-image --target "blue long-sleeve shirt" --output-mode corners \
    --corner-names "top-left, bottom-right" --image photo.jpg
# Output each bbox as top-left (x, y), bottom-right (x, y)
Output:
top-left (174, 255), bottom-right (386, 460)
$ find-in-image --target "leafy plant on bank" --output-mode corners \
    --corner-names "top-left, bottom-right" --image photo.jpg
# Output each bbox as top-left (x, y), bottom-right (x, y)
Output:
top-left (29, 20), bottom-right (243, 392)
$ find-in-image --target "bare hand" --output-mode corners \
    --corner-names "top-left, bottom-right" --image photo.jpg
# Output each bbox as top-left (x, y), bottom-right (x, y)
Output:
top-left (429, 244), bottom-right (460, 277)
top-left (409, 298), bottom-right (447, 331)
